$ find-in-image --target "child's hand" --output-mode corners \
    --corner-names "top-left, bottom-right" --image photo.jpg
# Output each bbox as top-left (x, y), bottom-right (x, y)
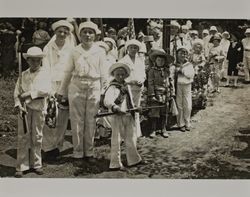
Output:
top-left (112, 105), bottom-right (126, 115)
top-left (19, 92), bottom-right (31, 102)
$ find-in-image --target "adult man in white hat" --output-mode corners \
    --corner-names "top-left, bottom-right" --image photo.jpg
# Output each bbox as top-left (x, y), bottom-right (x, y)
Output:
top-left (120, 39), bottom-right (146, 137)
top-left (242, 28), bottom-right (250, 83)
top-left (42, 20), bottom-right (75, 160)
top-left (14, 46), bottom-right (51, 177)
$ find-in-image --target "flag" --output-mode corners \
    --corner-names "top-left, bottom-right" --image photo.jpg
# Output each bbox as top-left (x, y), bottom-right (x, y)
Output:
top-left (127, 18), bottom-right (136, 39)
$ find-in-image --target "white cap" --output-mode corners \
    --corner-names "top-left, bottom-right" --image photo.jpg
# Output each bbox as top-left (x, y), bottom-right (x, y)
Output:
top-left (78, 21), bottom-right (98, 34)
top-left (209, 26), bottom-right (218, 32)
top-left (52, 20), bottom-right (74, 32)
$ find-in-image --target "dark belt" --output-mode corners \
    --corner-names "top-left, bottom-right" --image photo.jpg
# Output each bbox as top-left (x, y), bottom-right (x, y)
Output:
top-left (245, 49), bottom-right (250, 52)
top-left (34, 97), bottom-right (45, 100)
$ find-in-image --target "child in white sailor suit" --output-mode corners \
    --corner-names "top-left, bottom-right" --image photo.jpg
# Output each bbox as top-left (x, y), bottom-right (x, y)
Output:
top-left (103, 62), bottom-right (142, 171)
top-left (14, 47), bottom-right (51, 177)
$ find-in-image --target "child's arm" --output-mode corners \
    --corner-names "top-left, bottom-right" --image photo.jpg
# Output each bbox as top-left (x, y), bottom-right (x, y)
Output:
top-left (103, 86), bottom-right (126, 114)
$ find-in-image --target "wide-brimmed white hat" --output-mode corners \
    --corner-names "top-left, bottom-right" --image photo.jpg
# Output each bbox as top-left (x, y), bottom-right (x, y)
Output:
top-left (125, 39), bottom-right (141, 50)
top-left (104, 37), bottom-right (116, 47)
top-left (109, 62), bottom-right (131, 78)
top-left (209, 26), bottom-right (218, 32)
top-left (245, 28), bottom-right (250, 34)
top-left (23, 46), bottom-right (44, 60)
top-left (78, 21), bottom-right (98, 34)
top-left (52, 20), bottom-right (74, 32)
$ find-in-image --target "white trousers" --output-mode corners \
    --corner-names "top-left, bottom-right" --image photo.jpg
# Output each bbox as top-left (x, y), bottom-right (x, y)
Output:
top-left (130, 85), bottom-right (143, 137)
top-left (243, 56), bottom-right (250, 81)
top-left (68, 78), bottom-right (100, 158)
top-left (176, 83), bottom-right (192, 128)
top-left (108, 115), bottom-right (141, 169)
top-left (16, 107), bottom-right (44, 172)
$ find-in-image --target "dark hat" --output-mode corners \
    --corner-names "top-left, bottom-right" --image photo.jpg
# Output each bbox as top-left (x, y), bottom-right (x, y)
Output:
top-left (149, 48), bottom-right (175, 63)
top-left (209, 34), bottom-right (222, 43)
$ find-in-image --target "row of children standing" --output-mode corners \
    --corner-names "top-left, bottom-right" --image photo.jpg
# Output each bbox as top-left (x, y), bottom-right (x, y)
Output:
top-left (13, 19), bottom-right (250, 176)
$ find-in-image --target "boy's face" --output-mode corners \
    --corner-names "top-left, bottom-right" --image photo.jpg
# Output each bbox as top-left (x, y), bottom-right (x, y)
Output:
top-left (27, 57), bottom-right (42, 69)
top-left (177, 49), bottom-right (188, 63)
top-left (55, 26), bottom-right (70, 41)
top-left (194, 44), bottom-right (202, 53)
top-left (80, 28), bottom-right (96, 45)
top-left (155, 56), bottom-right (165, 67)
top-left (113, 68), bottom-right (127, 83)
top-left (213, 39), bottom-right (220, 47)
top-left (127, 45), bottom-right (139, 56)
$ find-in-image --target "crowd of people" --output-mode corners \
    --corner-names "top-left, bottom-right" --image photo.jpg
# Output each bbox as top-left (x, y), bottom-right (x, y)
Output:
top-left (11, 18), bottom-right (250, 177)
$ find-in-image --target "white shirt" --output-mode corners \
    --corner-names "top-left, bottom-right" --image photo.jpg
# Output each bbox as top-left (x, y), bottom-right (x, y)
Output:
top-left (14, 67), bottom-right (51, 111)
top-left (59, 44), bottom-right (108, 96)
top-left (119, 54), bottom-right (146, 84)
top-left (242, 37), bottom-right (250, 57)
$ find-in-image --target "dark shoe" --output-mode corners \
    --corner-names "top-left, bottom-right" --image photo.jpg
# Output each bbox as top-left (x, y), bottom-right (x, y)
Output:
top-left (128, 160), bottom-right (148, 168)
top-left (185, 126), bottom-right (191, 131)
top-left (109, 166), bottom-right (126, 171)
top-left (34, 168), bottom-right (44, 175)
top-left (161, 131), bottom-right (169, 138)
top-left (15, 171), bottom-right (23, 178)
top-left (85, 156), bottom-right (96, 163)
top-left (179, 126), bottom-right (186, 132)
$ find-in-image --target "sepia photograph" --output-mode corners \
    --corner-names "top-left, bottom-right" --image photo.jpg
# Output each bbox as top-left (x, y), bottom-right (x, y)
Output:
top-left (0, 0), bottom-right (250, 196)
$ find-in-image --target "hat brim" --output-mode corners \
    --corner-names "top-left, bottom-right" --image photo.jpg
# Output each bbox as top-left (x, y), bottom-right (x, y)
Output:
top-left (109, 63), bottom-right (131, 78)
top-left (23, 54), bottom-right (44, 60)
top-left (149, 50), bottom-right (175, 63)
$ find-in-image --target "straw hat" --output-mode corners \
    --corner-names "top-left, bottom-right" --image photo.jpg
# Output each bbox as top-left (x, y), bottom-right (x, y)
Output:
top-left (149, 48), bottom-right (174, 63)
top-left (52, 20), bottom-right (73, 32)
top-left (109, 62), bottom-right (131, 78)
top-left (23, 46), bottom-right (44, 60)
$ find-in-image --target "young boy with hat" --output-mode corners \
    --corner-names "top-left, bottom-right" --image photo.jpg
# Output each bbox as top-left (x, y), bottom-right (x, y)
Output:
top-left (175, 47), bottom-right (195, 132)
top-left (103, 62), bottom-right (143, 171)
top-left (14, 46), bottom-right (51, 177)
top-left (147, 49), bottom-right (175, 138)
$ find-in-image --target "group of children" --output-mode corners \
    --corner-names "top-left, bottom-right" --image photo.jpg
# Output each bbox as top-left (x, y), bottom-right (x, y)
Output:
top-left (13, 19), bottom-right (250, 177)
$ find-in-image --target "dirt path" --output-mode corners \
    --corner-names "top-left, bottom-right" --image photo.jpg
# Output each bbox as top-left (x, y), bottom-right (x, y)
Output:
top-left (1, 78), bottom-right (250, 178)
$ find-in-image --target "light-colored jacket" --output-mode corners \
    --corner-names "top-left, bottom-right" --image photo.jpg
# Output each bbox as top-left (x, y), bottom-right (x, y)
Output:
top-left (14, 67), bottom-right (51, 111)
top-left (177, 62), bottom-right (195, 85)
top-left (58, 44), bottom-right (108, 96)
